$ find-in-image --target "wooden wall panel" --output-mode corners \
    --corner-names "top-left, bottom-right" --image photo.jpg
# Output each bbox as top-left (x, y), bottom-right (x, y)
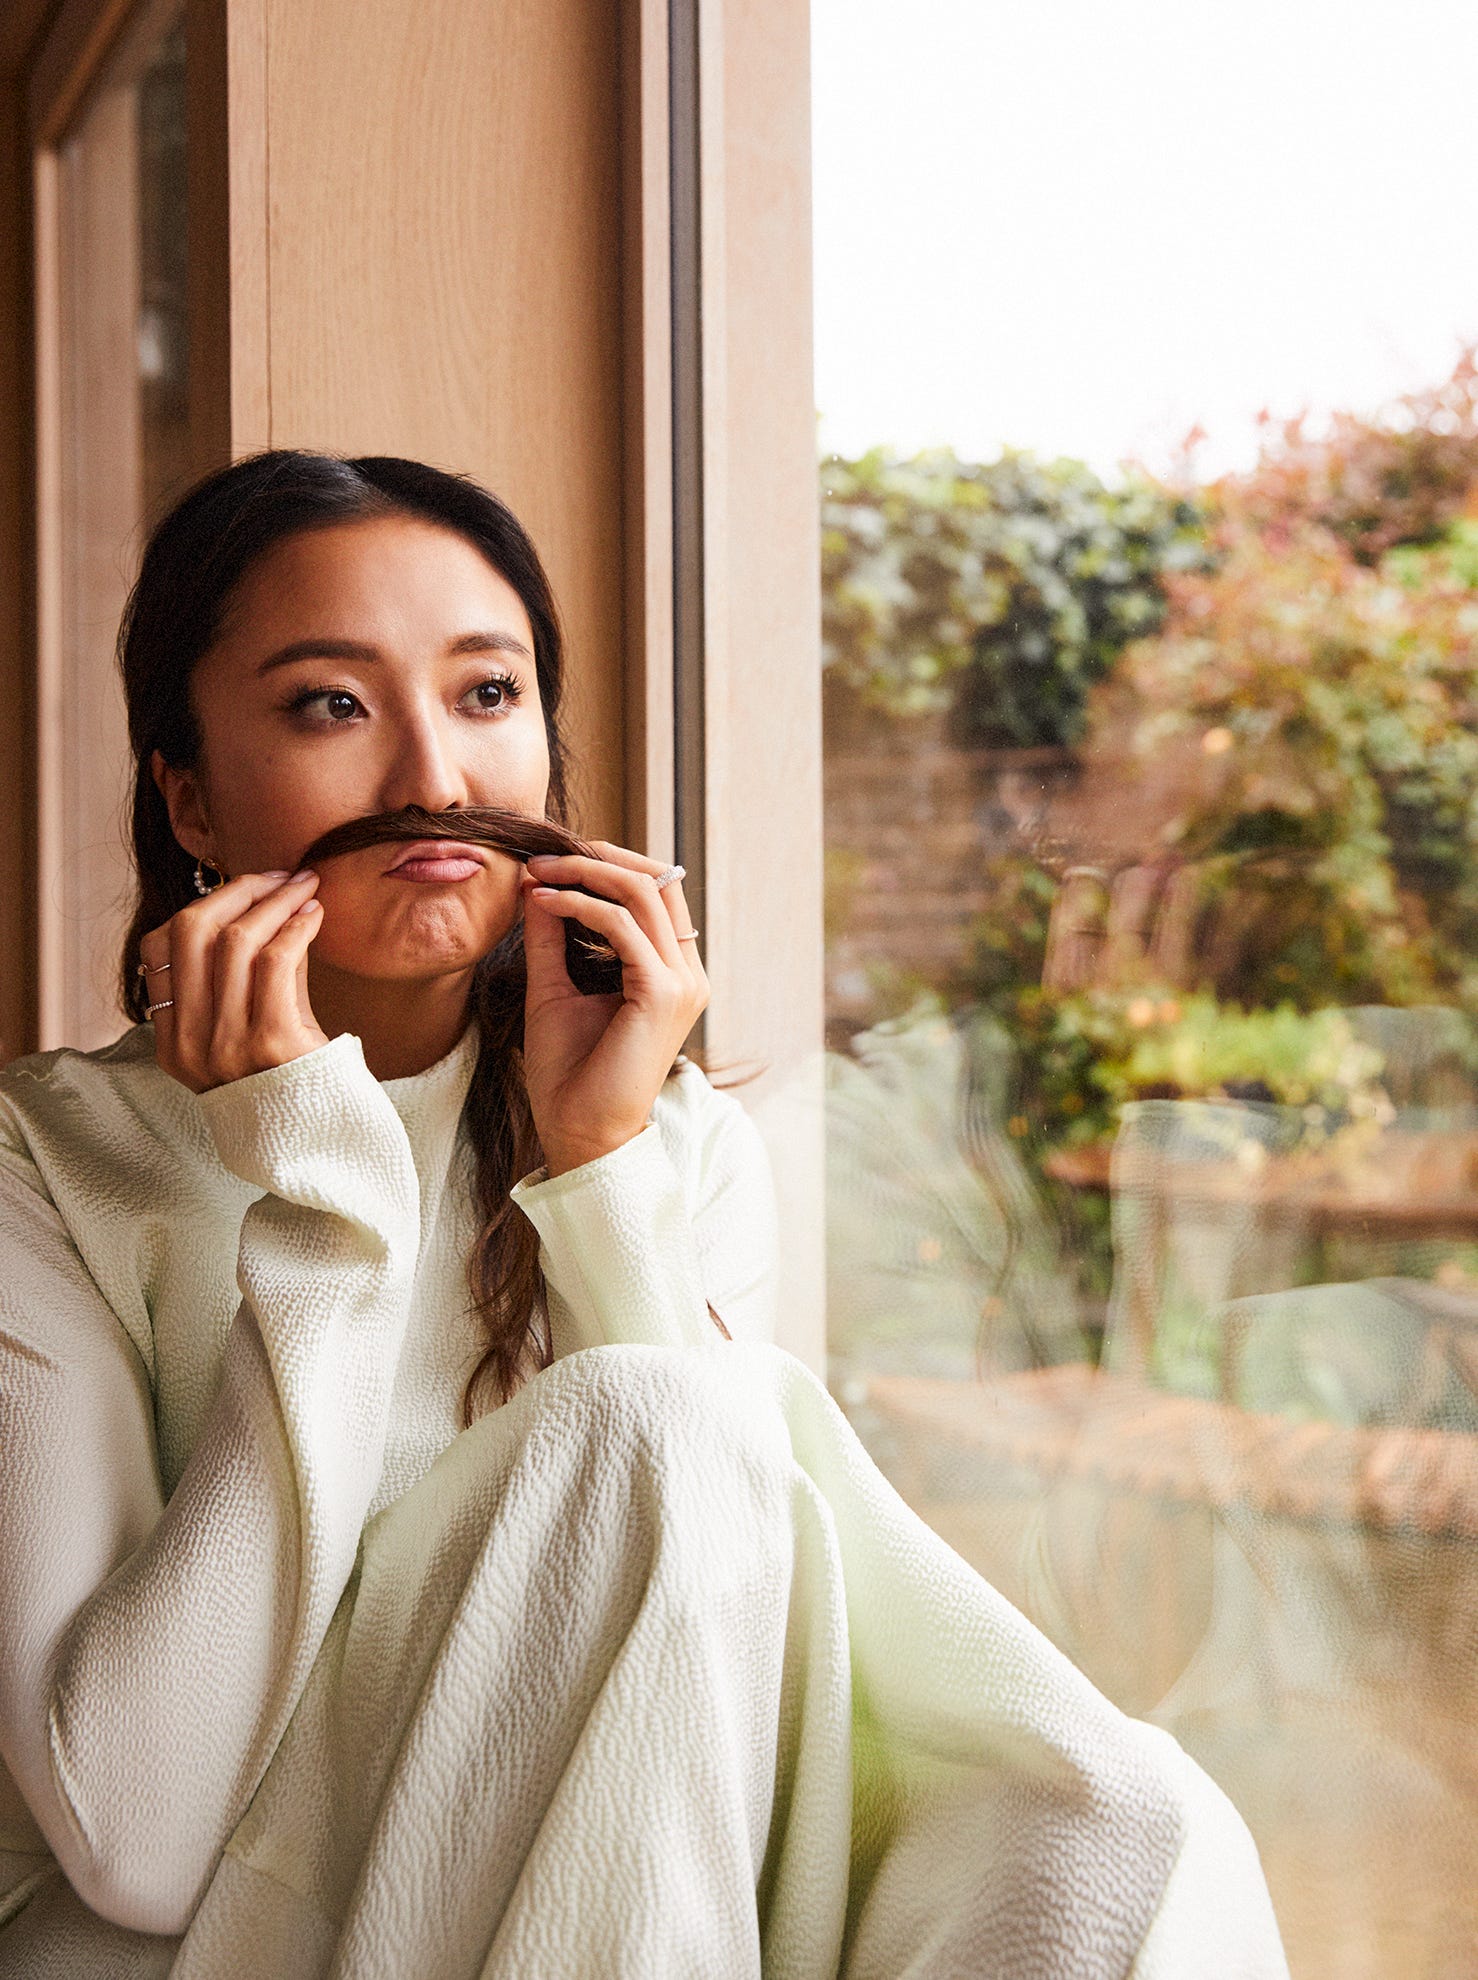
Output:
top-left (186, 0), bottom-right (267, 468)
top-left (260, 0), bottom-right (627, 841)
top-left (0, 73), bottom-right (39, 1065)
top-left (46, 87), bottom-right (143, 1046)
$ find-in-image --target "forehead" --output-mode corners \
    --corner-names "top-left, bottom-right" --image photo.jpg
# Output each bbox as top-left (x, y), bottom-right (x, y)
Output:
top-left (213, 514), bottom-right (534, 659)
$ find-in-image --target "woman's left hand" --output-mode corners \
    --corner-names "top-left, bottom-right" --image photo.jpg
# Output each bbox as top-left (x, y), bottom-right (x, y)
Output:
top-left (519, 841), bottom-right (708, 1178)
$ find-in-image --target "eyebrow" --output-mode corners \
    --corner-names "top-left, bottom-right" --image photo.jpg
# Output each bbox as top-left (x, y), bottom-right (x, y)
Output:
top-left (256, 630), bottom-right (534, 676)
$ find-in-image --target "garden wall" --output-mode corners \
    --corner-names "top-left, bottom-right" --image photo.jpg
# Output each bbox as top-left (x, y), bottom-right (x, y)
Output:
top-left (822, 722), bottom-right (1080, 1033)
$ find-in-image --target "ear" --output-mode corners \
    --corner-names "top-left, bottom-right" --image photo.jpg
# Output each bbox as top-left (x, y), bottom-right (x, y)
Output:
top-left (150, 749), bottom-right (214, 864)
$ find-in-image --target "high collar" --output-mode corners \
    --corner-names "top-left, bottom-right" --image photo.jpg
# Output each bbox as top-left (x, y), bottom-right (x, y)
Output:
top-left (378, 1015), bottom-right (482, 1188)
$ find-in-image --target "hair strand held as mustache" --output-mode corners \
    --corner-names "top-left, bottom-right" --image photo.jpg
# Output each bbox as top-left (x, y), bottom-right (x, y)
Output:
top-left (297, 803), bottom-right (625, 996)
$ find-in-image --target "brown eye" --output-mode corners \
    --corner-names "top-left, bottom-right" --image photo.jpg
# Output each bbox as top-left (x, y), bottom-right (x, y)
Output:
top-left (462, 672), bottom-right (523, 715)
top-left (287, 686), bottom-right (361, 722)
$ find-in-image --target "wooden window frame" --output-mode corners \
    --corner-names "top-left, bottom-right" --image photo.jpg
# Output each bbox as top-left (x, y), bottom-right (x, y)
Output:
top-left (623, 0), bottom-right (825, 1368)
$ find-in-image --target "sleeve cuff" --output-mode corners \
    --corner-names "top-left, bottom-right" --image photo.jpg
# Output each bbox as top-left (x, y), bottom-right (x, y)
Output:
top-left (509, 1122), bottom-right (719, 1353)
top-left (196, 1031), bottom-right (419, 1228)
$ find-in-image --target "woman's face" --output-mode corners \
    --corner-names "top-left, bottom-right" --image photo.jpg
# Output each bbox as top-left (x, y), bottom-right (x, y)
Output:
top-left (153, 513), bottom-right (552, 987)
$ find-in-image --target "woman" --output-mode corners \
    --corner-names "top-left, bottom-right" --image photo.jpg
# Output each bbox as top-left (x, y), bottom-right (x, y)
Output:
top-left (0, 451), bottom-right (1288, 1977)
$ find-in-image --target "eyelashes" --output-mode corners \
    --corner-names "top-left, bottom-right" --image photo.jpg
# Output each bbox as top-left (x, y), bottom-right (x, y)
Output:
top-left (284, 671), bottom-right (525, 723)
top-left (459, 670), bottom-right (525, 717)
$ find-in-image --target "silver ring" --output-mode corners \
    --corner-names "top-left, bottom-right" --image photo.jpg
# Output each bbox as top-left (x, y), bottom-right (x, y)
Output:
top-left (145, 998), bottom-right (175, 1017)
top-left (677, 929), bottom-right (700, 942)
top-left (653, 864), bottom-right (685, 891)
top-left (137, 958), bottom-right (171, 977)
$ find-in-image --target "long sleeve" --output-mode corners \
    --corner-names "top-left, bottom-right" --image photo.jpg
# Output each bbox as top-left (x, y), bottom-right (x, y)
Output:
top-left (509, 1066), bottom-right (780, 1355)
top-left (0, 1031), bottom-right (421, 1937)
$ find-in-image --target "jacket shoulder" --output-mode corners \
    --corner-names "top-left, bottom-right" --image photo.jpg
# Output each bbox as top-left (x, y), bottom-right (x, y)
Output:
top-left (0, 1024), bottom-right (210, 1239)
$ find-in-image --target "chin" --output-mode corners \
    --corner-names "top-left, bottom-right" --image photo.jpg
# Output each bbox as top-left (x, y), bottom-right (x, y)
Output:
top-left (360, 914), bottom-right (514, 968)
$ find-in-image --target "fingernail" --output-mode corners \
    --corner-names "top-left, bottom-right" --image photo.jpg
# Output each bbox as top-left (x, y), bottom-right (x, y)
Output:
top-left (290, 868), bottom-right (316, 883)
top-left (263, 869), bottom-right (291, 879)
top-left (527, 853), bottom-right (558, 870)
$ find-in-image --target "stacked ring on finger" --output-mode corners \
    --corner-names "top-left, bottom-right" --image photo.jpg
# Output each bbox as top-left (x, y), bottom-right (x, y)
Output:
top-left (650, 864), bottom-right (698, 940)
top-left (137, 956), bottom-right (174, 1017)
top-left (530, 855), bottom-right (698, 935)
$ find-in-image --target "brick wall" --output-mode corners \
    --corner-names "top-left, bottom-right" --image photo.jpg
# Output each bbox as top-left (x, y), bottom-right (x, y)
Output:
top-left (823, 715), bottom-right (1081, 1030)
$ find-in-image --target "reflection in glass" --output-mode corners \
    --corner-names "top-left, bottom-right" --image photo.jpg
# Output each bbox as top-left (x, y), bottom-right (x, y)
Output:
top-left (815, 15), bottom-right (1478, 1972)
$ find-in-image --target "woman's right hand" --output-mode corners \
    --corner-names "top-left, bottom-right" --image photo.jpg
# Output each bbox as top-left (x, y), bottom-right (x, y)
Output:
top-left (139, 868), bottom-right (332, 1094)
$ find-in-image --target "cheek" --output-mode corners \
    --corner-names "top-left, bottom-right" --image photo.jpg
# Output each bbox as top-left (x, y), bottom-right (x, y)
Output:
top-left (204, 750), bottom-right (324, 871)
top-left (475, 718), bottom-right (551, 800)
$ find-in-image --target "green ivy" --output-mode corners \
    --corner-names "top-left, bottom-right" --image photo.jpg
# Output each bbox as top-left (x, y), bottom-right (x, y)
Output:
top-left (820, 445), bottom-right (1211, 745)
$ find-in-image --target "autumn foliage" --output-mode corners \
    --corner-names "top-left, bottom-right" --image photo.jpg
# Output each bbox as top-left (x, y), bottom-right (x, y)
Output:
top-left (1106, 342), bottom-right (1478, 1009)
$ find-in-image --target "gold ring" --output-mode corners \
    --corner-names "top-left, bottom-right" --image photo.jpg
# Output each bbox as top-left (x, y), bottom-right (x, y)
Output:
top-left (145, 998), bottom-right (175, 1017)
top-left (677, 929), bottom-right (700, 942)
top-left (137, 958), bottom-right (171, 976)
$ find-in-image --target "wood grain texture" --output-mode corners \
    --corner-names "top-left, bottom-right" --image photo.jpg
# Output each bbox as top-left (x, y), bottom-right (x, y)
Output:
top-left (46, 83), bottom-right (143, 1049)
top-left (619, 0), bottom-right (674, 865)
top-left (185, 0), bottom-right (265, 469)
top-left (1, 7), bottom-right (68, 1063)
top-left (0, 76), bottom-right (40, 1063)
top-left (261, 0), bottom-right (627, 842)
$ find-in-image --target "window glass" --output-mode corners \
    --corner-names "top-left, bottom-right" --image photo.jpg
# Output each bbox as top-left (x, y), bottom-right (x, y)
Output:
top-left (50, 0), bottom-right (188, 1048)
top-left (814, 5), bottom-right (1478, 1970)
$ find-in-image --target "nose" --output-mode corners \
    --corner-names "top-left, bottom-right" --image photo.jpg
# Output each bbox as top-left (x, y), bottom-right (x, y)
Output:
top-left (374, 693), bottom-right (470, 818)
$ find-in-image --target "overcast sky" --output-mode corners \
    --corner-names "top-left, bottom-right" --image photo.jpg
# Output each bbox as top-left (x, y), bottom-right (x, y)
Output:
top-left (810, 0), bottom-right (1478, 484)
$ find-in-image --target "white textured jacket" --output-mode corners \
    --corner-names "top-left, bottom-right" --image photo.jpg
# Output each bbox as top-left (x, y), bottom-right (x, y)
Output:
top-left (0, 1017), bottom-right (1287, 1977)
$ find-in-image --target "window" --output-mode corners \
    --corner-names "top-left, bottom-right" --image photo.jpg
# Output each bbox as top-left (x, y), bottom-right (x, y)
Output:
top-left (813, 4), bottom-right (1478, 1969)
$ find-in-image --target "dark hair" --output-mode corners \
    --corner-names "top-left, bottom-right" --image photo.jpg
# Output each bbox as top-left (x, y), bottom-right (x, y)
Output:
top-left (117, 449), bottom-right (746, 1418)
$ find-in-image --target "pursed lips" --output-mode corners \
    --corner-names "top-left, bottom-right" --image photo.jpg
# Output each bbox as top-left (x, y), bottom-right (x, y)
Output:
top-left (384, 840), bottom-right (490, 873)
